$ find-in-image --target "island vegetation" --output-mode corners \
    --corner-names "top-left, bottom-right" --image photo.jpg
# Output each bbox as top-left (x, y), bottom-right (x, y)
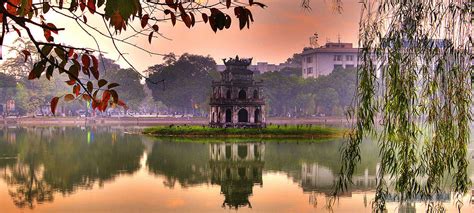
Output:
top-left (143, 124), bottom-right (344, 140)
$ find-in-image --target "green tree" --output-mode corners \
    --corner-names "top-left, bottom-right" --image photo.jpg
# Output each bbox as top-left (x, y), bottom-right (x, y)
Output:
top-left (104, 68), bottom-right (145, 110)
top-left (147, 53), bottom-right (218, 114)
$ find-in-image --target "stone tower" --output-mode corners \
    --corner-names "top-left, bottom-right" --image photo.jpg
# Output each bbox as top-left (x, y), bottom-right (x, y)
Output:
top-left (209, 56), bottom-right (265, 128)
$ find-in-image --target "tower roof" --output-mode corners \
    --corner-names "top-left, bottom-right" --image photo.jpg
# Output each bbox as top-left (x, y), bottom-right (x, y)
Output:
top-left (222, 56), bottom-right (254, 75)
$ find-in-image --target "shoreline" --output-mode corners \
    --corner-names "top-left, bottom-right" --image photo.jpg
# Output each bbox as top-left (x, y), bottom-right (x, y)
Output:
top-left (0, 116), bottom-right (351, 126)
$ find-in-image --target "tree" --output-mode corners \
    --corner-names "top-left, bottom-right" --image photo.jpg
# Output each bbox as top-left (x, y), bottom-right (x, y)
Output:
top-left (147, 53), bottom-right (218, 114)
top-left (104, 68), bottom-right (145, 110)
top-left (335, 0), bottom-right (473, 211)
top-left (0, 37), bottom-right (36, 78)
top-left (0, 0), bottom-right (267, 114)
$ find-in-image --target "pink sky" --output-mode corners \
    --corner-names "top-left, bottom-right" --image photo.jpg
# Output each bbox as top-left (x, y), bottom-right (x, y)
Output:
top-left (3, 0), bottom-right (361, 72)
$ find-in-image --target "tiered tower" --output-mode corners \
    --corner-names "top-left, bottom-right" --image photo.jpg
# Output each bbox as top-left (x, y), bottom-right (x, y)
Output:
top-left (209, 56), bottom-right (265, 128)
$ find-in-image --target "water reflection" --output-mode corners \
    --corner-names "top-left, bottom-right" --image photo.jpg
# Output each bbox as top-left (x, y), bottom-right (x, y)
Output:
top-left (0, 126), bottom-right (472, 212)
top-left (146, 139), bottom-right (384, 210)
top-left (209, 143), bottom-right (265, 209)
top-left (0, 126), bottom-right (144, 209)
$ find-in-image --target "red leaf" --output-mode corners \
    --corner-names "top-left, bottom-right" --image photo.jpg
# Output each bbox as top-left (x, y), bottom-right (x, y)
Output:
top-left (117, 100), bottom-right (128, 110)
top-left (110, 11), bottom-right (126, 32)
top-left (171, 12), bottom-right (176, 26)
top-left (226, 0), bottom-right (231, 9)
top-left (141, 14), bottom-right (149, 28)
top-left (83, 15), bottom-right (88, 24)
top-left (165, 0), bottom-right (177, 10)
top-left (91, 55), bottom-right (99, 79)
top-left (64, 94), bottom-right (75, 102)
top-left (7, 0), bottom-right (20, 15)
top-left (91, 67), bottom-right (99, 80)
top-left (102, 90), bottom-right (111, 103)
top-left (51, 97), bottom-right (60, 115)
top-left (152, 24), bottom-right (159, 32)
top-left (79, 0), bottom-right (86, 11)
top-left (21, 50), bottom-right (31, 62)
top-left (73, 85), bottom-right (80, 96)
top-left (202, 13), bottom-right (208, 23)
top-left (28, 70), bottom-right (36, 80)
top-left (43, 29), bottom-right (52, 41)
top-left (12, 25), bottom-right (21, 37)
top-left (66, 80), bottom-right (76, 85)
top-left (68, 48), bottom-right (74, 57)
top-left (148, 32), bottom-right (153, 44)
top-left (81, 54), bottom-right (90, 68)
top-left (46, 23), bottom-right (59, 34)
top-left (82, 94), bottom-right (91, 102)
top-left (250, 1), bottom-right (267, 8)
top-left (87, 0), bottom-right (95, 14)
top-left (181, 13), bottom-right (192, 28)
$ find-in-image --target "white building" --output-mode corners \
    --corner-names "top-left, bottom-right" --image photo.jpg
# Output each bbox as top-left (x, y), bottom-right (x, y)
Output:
top-left (301, 42), bottom-right (359, 79)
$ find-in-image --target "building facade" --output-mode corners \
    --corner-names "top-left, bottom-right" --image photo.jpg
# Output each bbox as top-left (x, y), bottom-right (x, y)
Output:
top-left (209, 56), bottom-right (266, 128)
top-left (301, 42), bottom-right (359, 78)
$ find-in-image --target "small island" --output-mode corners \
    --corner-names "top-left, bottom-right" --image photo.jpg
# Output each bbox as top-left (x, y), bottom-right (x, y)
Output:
top-left (143, 124), bottom-right (344, 140)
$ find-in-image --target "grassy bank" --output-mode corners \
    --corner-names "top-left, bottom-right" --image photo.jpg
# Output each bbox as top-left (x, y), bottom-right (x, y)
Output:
top-left (143, 124), bottom-right (345, 140)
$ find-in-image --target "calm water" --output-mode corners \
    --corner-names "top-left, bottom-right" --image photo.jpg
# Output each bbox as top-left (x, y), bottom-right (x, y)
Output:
top-left (0, 126), bottom-right (473, 212)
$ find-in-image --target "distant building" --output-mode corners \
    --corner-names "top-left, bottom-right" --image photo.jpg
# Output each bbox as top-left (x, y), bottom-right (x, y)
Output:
top-left (301, 42), bottom-right (360, 78)
top-left (209, 56), bottom-right (266, 128)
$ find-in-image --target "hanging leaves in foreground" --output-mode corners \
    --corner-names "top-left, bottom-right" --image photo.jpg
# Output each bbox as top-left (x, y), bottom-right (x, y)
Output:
top-left (332, 0), bottom-right (473, 212)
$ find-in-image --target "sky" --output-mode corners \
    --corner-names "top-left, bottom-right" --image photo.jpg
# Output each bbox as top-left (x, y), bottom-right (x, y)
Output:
top-left (2, 0), bottom-right (361, 72)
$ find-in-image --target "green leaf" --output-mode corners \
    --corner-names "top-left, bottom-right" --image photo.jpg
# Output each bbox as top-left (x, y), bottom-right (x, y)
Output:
top-left (98, 79), bottom-right (108, 88)
top-left (43, 2), bottom-right (50, 13)
top-left (46, 64), bottom-right (54, 80)
top-left (108, 83), bottom-right (120, 89)
top-left (41, 45), bottom-right (54, 56)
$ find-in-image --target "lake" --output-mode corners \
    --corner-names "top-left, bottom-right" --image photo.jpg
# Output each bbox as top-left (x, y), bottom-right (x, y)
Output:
top-left (0, 126), bottom-right (473, 212)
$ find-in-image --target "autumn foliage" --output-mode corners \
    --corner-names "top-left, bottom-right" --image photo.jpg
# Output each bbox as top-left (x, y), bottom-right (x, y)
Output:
top-left (0, 0), bottom-right (266, 114)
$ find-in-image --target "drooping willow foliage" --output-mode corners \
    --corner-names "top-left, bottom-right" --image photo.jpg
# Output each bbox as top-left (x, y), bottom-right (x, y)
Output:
top-left (334, 0), bottom-right (473, 211)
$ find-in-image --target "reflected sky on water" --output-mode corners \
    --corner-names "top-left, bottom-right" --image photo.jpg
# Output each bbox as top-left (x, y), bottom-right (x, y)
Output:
top-left (0, 126), bottom-right (473, 212)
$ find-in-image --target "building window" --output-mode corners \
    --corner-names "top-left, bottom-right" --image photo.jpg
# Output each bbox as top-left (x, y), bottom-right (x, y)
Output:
top-left (307, 67), bottom-right (313, 74)
top-left (334, 65), bottom-right (343, 70)
top-left (334, 55), bottom-right (342, 61)
top-left (306, 56), bottom-right (312, 63)
top-left (346, 64), bottom-right (355, 68)
top-left (346, 55), bottom-right (354, 61)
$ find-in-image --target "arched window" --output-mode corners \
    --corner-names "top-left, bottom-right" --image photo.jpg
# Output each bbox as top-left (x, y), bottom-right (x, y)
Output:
top-left (254, 108), bottom-right (260, 123)
top-left (238, 108), bottom-right (248, 122)
top-left (238, 89), bottom-right (246, 100)
top-left (226, 89), bottom-right (231, 99)
top-left (253, 89), bottom-right (258, 99)
top-left (238, 145), bottom-right (248, 159)
top-left (225, 109), bottom-right (232, 123)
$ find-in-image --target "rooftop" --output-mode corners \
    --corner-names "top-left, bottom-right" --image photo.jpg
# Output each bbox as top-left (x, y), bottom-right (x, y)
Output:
top-left (302, 42), bottom-right (359, 55)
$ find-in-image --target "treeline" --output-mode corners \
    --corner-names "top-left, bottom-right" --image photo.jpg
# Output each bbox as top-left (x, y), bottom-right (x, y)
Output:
top-left (257, 67), bottom-right (356, 117)
top-left (1, 45), bottom-right (355, 117)
top-left (146, 53), bottom-right (356, 117)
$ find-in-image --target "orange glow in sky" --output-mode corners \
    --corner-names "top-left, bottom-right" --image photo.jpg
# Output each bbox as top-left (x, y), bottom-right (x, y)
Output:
top-left (2, 0), bottom-right (361, 72)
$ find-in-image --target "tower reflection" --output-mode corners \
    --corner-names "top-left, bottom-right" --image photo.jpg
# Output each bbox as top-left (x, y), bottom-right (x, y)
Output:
top-left (209, 142), bottom-right (265, 209)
